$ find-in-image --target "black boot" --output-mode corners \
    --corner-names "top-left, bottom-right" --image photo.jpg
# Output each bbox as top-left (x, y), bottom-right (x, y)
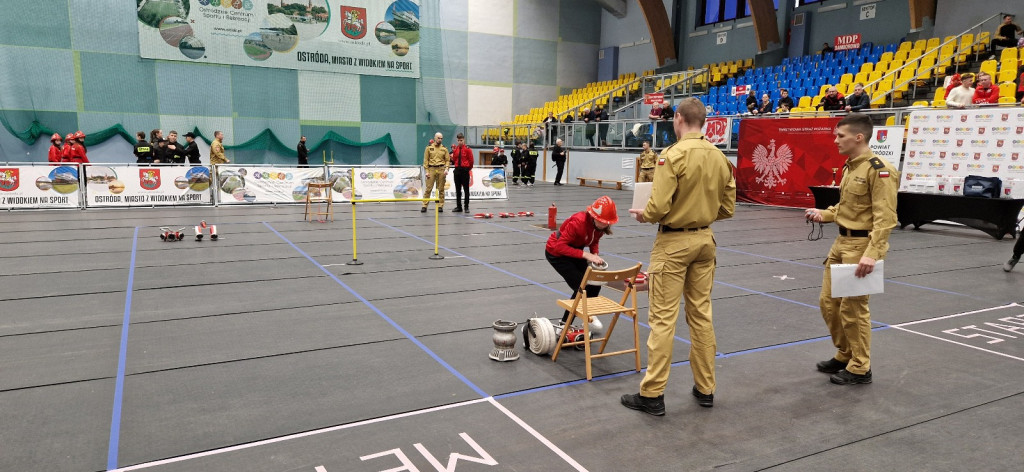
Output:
top-left (620, 393), bottom-right (665, 416)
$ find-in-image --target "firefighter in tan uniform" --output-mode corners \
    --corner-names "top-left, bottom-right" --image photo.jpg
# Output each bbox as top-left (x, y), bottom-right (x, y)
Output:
top-left (805, 113), bottom-right (898, 386)
top-left (636, 141), bottom-right (657, 182)
top-left (621, 98), bottom-right (736, 415)
top-left (421, 132), bottom-right (449, 213)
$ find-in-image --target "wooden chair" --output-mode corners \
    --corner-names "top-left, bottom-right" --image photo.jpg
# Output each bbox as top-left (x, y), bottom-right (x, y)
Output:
top-left (304, 181), bottom-right (334, 222)
top-left (552, 263), bottom-right (643, 380)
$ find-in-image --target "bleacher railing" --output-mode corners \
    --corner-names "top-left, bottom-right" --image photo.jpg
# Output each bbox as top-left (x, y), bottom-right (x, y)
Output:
top-left (863, 12), bottom-right (1005, 108)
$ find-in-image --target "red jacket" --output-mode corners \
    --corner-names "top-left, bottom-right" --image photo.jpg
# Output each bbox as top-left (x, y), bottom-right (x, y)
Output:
top-left (973, 85), bottom-right (999, 104)
top-left (450, 144), bottom-right (473, 169)
top-left (62, 143), bottom-right (72, 161)
top-left (545, 211), bottom-right (604, 259)
top-left (48, 144), bottom-right (63, 165)
top-left (68, 143), bottom-right (89, 164)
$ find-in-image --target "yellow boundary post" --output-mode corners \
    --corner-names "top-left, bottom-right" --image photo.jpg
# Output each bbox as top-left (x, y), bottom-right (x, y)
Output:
top-left (345, 196), bottom-right (444, 263)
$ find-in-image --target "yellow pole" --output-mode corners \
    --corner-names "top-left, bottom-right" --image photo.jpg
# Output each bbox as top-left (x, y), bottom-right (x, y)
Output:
top-left (429, 196), bottom-right (443, 259)
top-left (347, 168), bottom-right (363, 265)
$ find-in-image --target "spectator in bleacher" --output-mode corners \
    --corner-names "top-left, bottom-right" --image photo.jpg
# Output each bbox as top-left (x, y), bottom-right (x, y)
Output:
top-left (756, 93), bottom-right (774, 114)
top-left (821, 42), bottom-right (835, 55)
top-left (817, 86), bottom-right (847, 111)
top-left (543, 111), bottom-right (558, 146)
top-left (945, 73), bottom-right (975, 108)
top-left (972, 72), bottom-right (1000, 104)
top-left (845, 83), bottom-right (870, 112)
top-left (133, 132), bottom-right (153, 164)
top-left (648, 103), bottom-right (663, 121)
top-left (991, 15), bottom-right (1021, 53)
top-left (595, 105), bottom-right (610, 147)
top-left (943, 71), bottom-right (961, 98)
top-left (745, 90), bottom-right (758, 114)
top-left (581, 107), bottom-right (596, 147)
top-left (777, 89), bottom-right (795, 111)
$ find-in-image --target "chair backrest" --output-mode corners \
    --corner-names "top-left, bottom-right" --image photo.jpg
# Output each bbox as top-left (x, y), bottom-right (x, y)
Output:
top-left (1000, 47), bottom-right (1018, 62)
top-left (885, 116), bottom-right (895, 126)
top-left (577, 263), bottom-right (642, 289)
top-left (998, 96), bottom-right (1016, 104)
top-left (999, 82), bottom-right (1015, 98)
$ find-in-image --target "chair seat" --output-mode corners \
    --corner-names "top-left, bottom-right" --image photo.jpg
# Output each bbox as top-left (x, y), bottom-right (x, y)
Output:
top-left (557, 296), bottom-right (630, 316)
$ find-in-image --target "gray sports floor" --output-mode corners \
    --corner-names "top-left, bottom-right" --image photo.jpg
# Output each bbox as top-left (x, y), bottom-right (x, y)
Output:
top-left (2, 183), bottom-right (1023, 472)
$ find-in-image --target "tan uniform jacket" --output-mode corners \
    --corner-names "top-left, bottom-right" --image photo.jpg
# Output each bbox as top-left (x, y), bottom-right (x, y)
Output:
top-left (820, 151), bottom-right (898, 260)
top-left (638, 149), bottom-right (657, 169)
top-left (643, 132), bottom-right (736, 227)
top-left (423, 143), bottom-right (449, 168)
top-left (210, 139), bottom-right (228, 165)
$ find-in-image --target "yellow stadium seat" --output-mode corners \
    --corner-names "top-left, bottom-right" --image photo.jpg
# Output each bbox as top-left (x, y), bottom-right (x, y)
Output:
top-left (999, 96), bottom-right (1016, 104)
top-left (837, 83), bottom-right (850, 95)
top-left (926, 37), bottom-right (940, 50)
top-left (840, 73), bottom-right (854, 84)
top-left (811, 95), bottom-right (823, 107)
top-left (980, 60), bottom-right (998, 78)
top-left (974, 32), bottom-right (990, 54)
top-left (854, 71), bottom-right (871, 84)
top-left (932, 99), bottom-right (946, 107)
top-left (893, 50), bottom-right (909, 62)
top-left (913, 39), bottom-right (926, 50)
top-left (998, 69), bottom-right (1016, 84)
top-left (878, 51), bottom-right (894, 63)
top-left (999, 82), bottom-right (1016, 98)
top-left (885, 116), bottom-right (896, 126)
top-left (958, 34), bottom-right (974, 51)
top-left (874, 60), bottom-right (890, 72)
top-left (868, 71), bottom-right (884, 82)
top-left (859, 63), bottom-right (874, 74)
top-left (912, 100), bottom-right (930, 107)
top-left (798, 96), bottom-right (811, 108)
top-left (897, 41), bottom-right (912, 52)
top-left (1001, 47), bottom-right (1018, 62)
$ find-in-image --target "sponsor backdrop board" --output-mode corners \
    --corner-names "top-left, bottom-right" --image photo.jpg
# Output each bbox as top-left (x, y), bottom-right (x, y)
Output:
top-left (702, 117), bottom-right (731, 146)
top-left (137, 0), bottom-right (420, 78)
top-left (869, 126), bottom-right (905, 167)
top-left (327, 166), bottom-right (423, 202)
top-left (902, 109), bottom-right (1024, 196)
top-left (216, 166), bottom-right (326, 204)
top-left (736, 117), bottom-right (845, 208)
top-left (443, 166), bottom-right (508, 201)
top-left (0, 165), bottom-right (81, 209)
top-left (85, 165), bottom-right (213, 208)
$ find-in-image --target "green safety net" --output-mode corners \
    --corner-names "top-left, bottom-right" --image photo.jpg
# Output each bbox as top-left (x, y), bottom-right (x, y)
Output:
top-left (0, 117), bottom-right (398, 166)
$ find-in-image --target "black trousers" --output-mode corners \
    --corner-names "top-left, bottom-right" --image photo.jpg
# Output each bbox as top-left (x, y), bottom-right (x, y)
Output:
top-left (512, 161), bottom-right (522, 183)
top-left (546, 251), bottom-right (601, 322)
top-left (1013, 233), bottom-right (1024, 259)
top-left (524, 159), bottom-right (537, 184)
top-left (554, 160), bottom-right (565, 184)
top-left (453, 167), bottom-right (470, 209)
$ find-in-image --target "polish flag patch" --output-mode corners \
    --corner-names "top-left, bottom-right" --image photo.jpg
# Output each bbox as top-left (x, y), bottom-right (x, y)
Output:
top-left (878, 171), bottom-right (890, 178)
top-left (657, 157), bottom-right (666, 166)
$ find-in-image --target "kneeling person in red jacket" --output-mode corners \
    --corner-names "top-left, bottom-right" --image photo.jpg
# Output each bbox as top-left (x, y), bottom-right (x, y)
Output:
top-left (545, 196), bottom-right (619, 323)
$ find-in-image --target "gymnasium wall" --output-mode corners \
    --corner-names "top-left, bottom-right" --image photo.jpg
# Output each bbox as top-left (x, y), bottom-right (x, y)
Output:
top-left (0, 0), bottom-right (603, 165)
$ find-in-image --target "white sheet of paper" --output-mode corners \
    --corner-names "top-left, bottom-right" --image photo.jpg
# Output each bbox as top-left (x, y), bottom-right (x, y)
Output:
top-left (830, 260), bottom-right (884, 298)
top-left (632, 182), bottom-right (653, 210)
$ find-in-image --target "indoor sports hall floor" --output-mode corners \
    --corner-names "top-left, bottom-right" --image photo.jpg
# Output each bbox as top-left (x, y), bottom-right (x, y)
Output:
top-left (2, 183), bottom-right (1023, 472)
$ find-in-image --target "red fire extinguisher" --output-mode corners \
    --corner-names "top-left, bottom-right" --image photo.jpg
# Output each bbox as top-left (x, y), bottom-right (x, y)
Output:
top-left (548, 202), bottom-right (557, 230)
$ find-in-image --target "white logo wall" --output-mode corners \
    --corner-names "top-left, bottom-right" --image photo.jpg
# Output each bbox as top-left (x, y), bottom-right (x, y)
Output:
top-left (0, 165), bottom-right (81, 209)
top-left (902, 109), bottom-right (1024, 195)
top-left (86, 165), bottom-right (212, 207)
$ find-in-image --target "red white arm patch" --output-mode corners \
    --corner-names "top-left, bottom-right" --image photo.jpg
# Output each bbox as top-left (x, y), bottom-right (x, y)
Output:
top-left (657, 157), bottom-right (666, 166)
top-left (878, 171), bottom-right (890, 178)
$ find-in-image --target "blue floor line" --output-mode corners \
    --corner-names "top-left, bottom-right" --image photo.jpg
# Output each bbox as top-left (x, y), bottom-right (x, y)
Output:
top-left (263, 222), bottom-right (489, 398)
top-left (371, 218), bottom-right (696, 346)
top-left (106, 226), bottom-right (139, 471)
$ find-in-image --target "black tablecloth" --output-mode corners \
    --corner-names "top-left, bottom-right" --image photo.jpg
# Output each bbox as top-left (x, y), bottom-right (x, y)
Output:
top-left (808, 186), bottom-right (1024, 240)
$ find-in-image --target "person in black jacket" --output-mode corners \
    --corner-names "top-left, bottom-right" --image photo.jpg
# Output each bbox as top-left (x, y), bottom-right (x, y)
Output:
top-left (153, 138), bottom-right (168, 164)
top-left (297, 136), bottom-right (309, 167)
top-left (745, 90), bottom-right (758, 114)
top-left (510, 141), bottom-right (523, 186)
top-left (551, 138), bottom-right (567, 185)
top-left (594, 105), bottom-right (609, 147)
top-left (844, 83), bottom-right (870, 112)
top-left (183, 132), bottom-right (202, 165)
top-left (133, 132), bottom-right (154, 164)
top-left (777, 89), bottom-right (795, 111)
top-left (166, 131), bottom-right (185, 164)
top-left (523, 141), bottom-right (539, 186)
top-left (490, 146), bottom-right (507, 168)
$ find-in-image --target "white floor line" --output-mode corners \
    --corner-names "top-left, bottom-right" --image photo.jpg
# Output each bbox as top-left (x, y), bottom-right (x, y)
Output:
top-left (893, 303), bottom-right (1022, 327)
top-left (111, 398), bottom-right (490, 471)
top-left (487, 397), bottom-right (590, 472)
top-left (890, 325), bottom-right (1024, 363)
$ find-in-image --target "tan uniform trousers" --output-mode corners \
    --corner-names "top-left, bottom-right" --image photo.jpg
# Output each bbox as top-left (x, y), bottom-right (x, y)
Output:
top-left (640, 229), bottom-right (718, 398)
top-left (422, 166), bottom-right (446, 209)
top-left (638, 168), bottom-right (655, 183)
top-left (820, 236), bottom-right (872, 374)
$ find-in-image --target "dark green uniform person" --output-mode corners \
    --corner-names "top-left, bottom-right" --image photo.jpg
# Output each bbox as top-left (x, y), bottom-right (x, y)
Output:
top-left (805, 113), bottom-right (898, 385)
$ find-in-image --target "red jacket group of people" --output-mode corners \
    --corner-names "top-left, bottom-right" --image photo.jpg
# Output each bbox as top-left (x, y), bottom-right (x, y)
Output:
top-left (47, 131), bottom-right (90, 165)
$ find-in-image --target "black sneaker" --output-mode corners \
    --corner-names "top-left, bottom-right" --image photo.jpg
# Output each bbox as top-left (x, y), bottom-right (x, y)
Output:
top-left (420, 207), bottom-right (427, 213)
top-left (692, 386), bottom-right (714, 408)
top-left (620, 393), bottom-right (665, 416)
top-left (438, 207), bottom-right (443, 213)
top-left (816, 358), bottom-right (848, 374)
top-left (830, 369), bottom-right (872, 385)
top-left (453, 207), bottom-right (463, 213)
top-left (1004, 257), bottom-right (1019, 272)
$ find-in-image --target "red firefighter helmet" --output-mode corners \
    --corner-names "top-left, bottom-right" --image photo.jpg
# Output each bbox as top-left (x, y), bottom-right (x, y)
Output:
top-left (65, 133), bottom-right (75, 142)
top-left (51, 133), bottom-right (62, 142)
top-left (587, 195), bottom-right (618, 225)
top-left (74, 131), bottom-right (86, 140)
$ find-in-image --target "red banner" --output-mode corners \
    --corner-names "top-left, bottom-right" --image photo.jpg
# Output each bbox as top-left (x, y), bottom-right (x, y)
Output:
top-left (644, 93), bottom-right (664, 105)
top-left (736, 117), bottom-right (846, 207)
top-left (834, 33), bottom-right (861, 51)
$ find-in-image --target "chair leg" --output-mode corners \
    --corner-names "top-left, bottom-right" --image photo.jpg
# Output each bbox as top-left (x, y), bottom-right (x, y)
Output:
top-left (583, 318), bottom-right (593, 380)
top-left (600, 313), bottom-right (622, 354)
top-left (632, 312), bottom-right (641, 372)
top-left (551, 312), bottom-right (575, 362)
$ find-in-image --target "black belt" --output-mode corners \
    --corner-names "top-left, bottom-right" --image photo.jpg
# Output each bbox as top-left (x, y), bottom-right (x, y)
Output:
top-left (659, 225), bottom-right (708, 232)
top-left (838, 226), bottom-right (869, 237)
top-left (641, 167), bottom-right (655, 170)
top-left (428, 165), bottom-right (446, 168)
